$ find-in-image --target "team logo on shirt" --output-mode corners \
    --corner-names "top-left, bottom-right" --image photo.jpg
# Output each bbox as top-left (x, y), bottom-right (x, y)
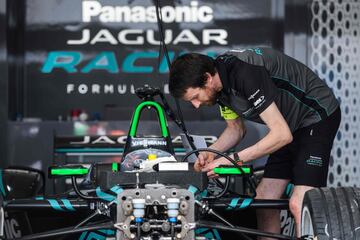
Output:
top-left (247, 89), bottom-right (260, 100)
top-left (254, 95), bottom-right (265, 107)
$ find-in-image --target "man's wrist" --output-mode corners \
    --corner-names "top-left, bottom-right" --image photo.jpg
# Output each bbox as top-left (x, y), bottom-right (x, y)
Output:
top-left (233, 152), bottom-right (244, 165)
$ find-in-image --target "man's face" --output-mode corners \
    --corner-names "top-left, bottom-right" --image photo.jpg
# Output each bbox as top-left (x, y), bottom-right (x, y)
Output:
top-left (182, 74), bottom-right (218, 108)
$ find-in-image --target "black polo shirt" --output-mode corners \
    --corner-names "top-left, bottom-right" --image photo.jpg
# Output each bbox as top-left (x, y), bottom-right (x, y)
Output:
top-left (215, 47), bottom-right (339, 132)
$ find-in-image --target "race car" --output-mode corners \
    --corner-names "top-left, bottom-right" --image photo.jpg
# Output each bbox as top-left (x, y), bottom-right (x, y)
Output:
top-left (1, 86), bottom-right (359, 240)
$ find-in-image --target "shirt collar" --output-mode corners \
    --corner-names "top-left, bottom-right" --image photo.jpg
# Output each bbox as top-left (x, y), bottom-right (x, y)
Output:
top-left (215, 57), bottom-right (230, 93)
top-left (215, 56), bottom-right (232, 107)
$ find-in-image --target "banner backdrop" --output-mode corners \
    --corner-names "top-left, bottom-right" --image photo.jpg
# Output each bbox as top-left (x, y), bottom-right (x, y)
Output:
top-left (24, 0), bottom-right (284, 120)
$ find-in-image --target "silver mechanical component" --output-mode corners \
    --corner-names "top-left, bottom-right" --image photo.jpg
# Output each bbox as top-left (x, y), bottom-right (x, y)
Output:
top-left (115, 187), bottom-right (195, 240)
top-left (167, 198), bottom-right (180, 219)
top-left (141, 222), bottom-right (151, 232)
top-left (122, 200), bottom-right (133, 216)
top-left (179, 200), bottom-right (189, 215)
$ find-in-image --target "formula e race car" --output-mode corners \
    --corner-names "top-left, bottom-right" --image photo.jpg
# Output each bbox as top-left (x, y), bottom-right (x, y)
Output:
top-left (1, 86), bottom-right (359, 240)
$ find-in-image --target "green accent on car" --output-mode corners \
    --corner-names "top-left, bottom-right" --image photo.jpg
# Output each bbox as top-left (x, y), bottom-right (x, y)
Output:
top-left (130, 101), bottom-right (169, 137)
top-left (50, 168), bottom-right (89, 176)
top-left (213, 167), bottom-right (251, 175)
top-left (112, 162), bottom-right (119, 172)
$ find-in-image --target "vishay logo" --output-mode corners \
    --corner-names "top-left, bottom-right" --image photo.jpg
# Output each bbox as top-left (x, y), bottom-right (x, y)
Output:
top-left (254, 96), bottom-right (264, 107)
top-left (82, 1), bottom-right (213, 23)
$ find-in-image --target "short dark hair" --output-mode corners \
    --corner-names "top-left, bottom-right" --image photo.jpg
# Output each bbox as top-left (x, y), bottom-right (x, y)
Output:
top-left (169, 53), bottom-right (216, 98)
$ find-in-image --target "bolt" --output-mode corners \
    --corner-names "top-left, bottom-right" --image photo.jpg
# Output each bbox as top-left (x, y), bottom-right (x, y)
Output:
top-left (176, 233), bottom-right (182, 239)
top-left (130, 233), bottom-right (136, 239)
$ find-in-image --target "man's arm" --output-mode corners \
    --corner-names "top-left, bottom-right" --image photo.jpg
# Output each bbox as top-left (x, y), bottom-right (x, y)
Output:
top-left (194, 117), bottom-right (246, 171)
top-left (203, 102), bottom-right (292, 177)
top-left (209, 117), bottom-right (246, 152)
top-left (238, 102), bottom-right (292, 162)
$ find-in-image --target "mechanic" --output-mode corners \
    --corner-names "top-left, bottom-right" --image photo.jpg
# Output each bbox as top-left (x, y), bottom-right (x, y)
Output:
top-left (168, 47), bottom-right (341, 239)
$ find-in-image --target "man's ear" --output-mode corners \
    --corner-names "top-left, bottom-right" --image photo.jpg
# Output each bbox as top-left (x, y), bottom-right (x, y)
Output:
top-left (204, 72), bottom-right (212, 85)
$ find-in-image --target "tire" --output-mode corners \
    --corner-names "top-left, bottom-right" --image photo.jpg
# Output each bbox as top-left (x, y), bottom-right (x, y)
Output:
top-left (301, 187), bottom-right (360, 240)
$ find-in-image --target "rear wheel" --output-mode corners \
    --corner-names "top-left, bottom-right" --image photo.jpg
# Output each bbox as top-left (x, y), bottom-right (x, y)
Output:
top-left (301, 187), bottom-right (360, 239)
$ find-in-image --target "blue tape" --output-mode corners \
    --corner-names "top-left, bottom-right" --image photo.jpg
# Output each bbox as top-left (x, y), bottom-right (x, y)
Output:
top-left (204, 232), bottom-right (214, 239)
top-left (226, 198), bottom-right (240, 210)
top-left (35, 196), bottom-right (44, 200)
top-left (199, 189), bottom-right (208, 198)
top-left (195, 228), bottom-right (208, 234)
top-left (213, 229), bottom-right (221, 239)
top-left (110, 185), bottom-right (123, 195)
top-left (239, 198), bottom-right (252, 209)
top-left (79, 231), bottom-right (87, 240)
top-left (187, 185), bottom-right (198, 194)
top-left (79, 229), bottom-right (115, 240)
top-left (0, 169), bottom-right (6, 197)
top-left (96, 187), bottom-right (116, 202)
top-left (79, 232), bottom-right (106, 240)
top-left (61, 199), bottom-right (76, 211)
top-left (98, 229), bottom-right (115, 235)
top-left (195, 228), bottom-right (221, 240)
top-left (47, 199), bottom-right (64, 211)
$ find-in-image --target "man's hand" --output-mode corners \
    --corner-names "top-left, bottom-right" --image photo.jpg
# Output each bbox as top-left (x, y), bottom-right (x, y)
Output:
top-left (194, 152), bottom-right (216, 172)
top-left (202, 157), bottom-right (233, 178)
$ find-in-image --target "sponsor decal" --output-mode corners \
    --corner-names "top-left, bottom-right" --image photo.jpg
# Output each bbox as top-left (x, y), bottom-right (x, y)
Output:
top-left (280, 210), bottom-right (295, 237)
top-left (82, 1), bottom-right (213, 23)
top-left (306, 155), bottom-right (323, 167)
top-left (67, 28), bottom-right (228, 46)
top-left (4, 212), bottom-right (21, 239)
top-left (38, 0), bottom-right (228, 97)
top-left (131, 139), bottom-right (167, 147)
top-left (229, 47), bottom-right (263, 55)
top-left (253, 95), bottom-right (265, 107)
top-left (67, 135), bottom-right (217, 145)
top-left (70, 135), bottom-right (126, 145)
top-left (247, 89), bottom-right (260, 100)
top-left (242, 107), bottom-right (254, 116)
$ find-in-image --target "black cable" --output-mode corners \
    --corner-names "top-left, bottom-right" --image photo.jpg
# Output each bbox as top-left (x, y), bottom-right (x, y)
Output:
top-left (182, 148), bottom-right (257, 198)
top-left (71, 176), bottom-right (101, 200)
top-left (155, 0), bottom-right (171, 65)
top-left (154, 0), bottom-right (198, 154)
top-left (153, 2), bottom-right (234, 201)
top-left (74, 210), bottom-right (102, 229)
top-left (203, 176), bottom-right (230, 200)
top-left (153, 0), bottom-right (236, 204)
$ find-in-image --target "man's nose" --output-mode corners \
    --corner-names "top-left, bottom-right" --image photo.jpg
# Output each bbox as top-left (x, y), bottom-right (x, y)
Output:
top-left (191, 100), bottom-right (200, 109)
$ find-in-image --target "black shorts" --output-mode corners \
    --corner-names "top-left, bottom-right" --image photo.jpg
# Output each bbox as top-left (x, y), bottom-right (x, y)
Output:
top-left (263, 107), bottom-right (341, 187)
